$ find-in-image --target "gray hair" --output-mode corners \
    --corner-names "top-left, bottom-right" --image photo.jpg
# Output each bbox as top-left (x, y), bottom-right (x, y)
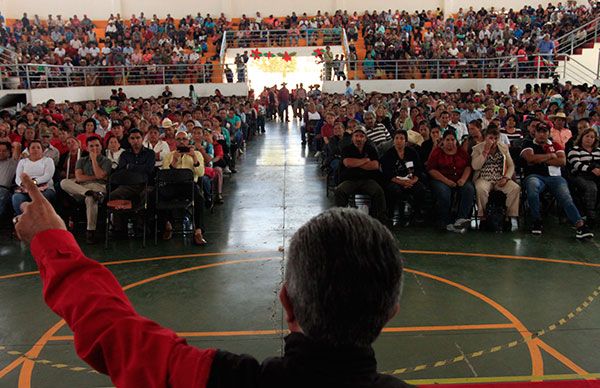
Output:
top-left (285, 208), bottom-right (403, 347)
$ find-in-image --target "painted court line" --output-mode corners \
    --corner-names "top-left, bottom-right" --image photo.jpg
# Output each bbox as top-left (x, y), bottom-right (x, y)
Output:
top-left (45, 324), bottom-right (517, 341)
top-left (2, 248), bottom-right (600, 281)
top-left (400, 249), bottom-right (600, 268)
top-left (407, 373), bottom-right (600, 385)
top-left (3, 255), bottom-right (593, 386)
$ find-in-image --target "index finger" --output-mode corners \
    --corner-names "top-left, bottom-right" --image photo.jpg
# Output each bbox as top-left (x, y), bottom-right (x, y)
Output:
top-left (20, 173), bottom-right (46, 203)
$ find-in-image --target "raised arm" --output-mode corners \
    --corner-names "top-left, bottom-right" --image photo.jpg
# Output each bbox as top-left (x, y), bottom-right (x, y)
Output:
top-left (17, 174), bottom-right (217, 388)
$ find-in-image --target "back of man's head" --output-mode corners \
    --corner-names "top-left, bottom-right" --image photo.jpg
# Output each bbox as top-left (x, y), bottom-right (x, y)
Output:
top-left (285, 208), bottom-right (403, 348)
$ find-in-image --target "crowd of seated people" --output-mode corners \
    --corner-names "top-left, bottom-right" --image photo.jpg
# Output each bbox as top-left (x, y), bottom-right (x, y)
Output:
top-left (298, 80), bottom-right (599, 239)
top-left (2, 1), bottom-right (600, 86)
top-left (0, 90), bottom-right (263, 244)
top-left (0, 11), bottom-right (231, 86)
top-left (357, 1), bottom-right (600, 79)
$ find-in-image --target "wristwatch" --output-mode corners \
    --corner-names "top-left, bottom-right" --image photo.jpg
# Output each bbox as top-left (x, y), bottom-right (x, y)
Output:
top-left (32, 178), bottom-right (38, 186)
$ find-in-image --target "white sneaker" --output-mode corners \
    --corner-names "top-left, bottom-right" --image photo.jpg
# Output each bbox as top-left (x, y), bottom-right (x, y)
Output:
top-left (510, 217), bottom-right (519, 232)
top-left (314, 151), bottom-right (322, 158)
top-left (454, 218), bottom-right (470, 229)
top-left (223, 166), bottom-right (232, 174)
top-left (447, 224), bottom-right (467, 234)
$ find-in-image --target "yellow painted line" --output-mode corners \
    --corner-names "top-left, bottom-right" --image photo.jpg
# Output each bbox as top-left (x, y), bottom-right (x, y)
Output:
top-left (48, 323), bottom-right (516, 341)
top-left (535, 340), bottom-right (589, 376)
top-left (0, 271), bottom-right (39, 280)
top-left (400, 249), bottom-right (600, 268)
top-left (16, 258), bottom-right (278, 386)
top-left (0, 249), bottom-right (279, 280)
top-left (404, 268), bottom-right (545, 376)
top-left (2, 248), bottom-right (599, 281)
top-left (406, 373), bottom-right (600, 385)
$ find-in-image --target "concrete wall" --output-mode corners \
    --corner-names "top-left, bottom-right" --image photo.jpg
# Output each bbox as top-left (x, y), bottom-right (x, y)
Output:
top-left (0, 0), bottom-right (587, 19)
top-left (0, 82), bottom-right (249, 105)
top-left (0, 78), bottom-right (553, 106)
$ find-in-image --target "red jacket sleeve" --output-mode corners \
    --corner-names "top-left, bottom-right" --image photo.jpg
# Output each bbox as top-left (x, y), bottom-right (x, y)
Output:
top-left (31, 229), bottom-right (216, 388)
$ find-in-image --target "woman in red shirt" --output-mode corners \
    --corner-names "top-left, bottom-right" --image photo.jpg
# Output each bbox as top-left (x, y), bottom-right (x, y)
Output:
top-left (427, 130), bottom-right (475, 232)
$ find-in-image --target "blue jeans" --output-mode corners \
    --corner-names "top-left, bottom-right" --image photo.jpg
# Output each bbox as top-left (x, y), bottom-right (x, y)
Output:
top-left (12, 189), bottom-right (56, 215)
top-left (525, 175), bottom-right (582, 225)
top-left (0, 187), bottom-right (11, 219)
top-left (430, 179), bottom-right (475, 226)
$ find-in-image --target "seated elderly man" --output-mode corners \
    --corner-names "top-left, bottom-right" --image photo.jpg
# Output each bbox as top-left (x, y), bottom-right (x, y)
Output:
top-left (60, 136), bottom-right (112, 244)
top-left (520, 124), bottom-right (593, 239)
top-left (334, 127), bottom-right (387, 223)
top-left (161, 130), bottom-right (207, 245)
top-left (363, 110), bottom-right (392, 155)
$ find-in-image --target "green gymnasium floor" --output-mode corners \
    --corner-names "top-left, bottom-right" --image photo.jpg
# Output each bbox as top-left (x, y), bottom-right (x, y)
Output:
top-left (1, 121), bottom-right (599, 387)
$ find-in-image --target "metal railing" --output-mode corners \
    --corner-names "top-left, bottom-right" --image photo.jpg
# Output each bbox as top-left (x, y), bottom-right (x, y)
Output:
top-left (219, 31), bottom-right (228, 64)
top-left (555, 55), bottom-right (600, 85)
top-left (556, 15), bottom-right (600, 55)
top-left (338, 55), bottom-right (591, 81)
top-left (0, 62), bottom-right (248, 89)
top-left (1, 55), bottom-right (596, 90)
top-left (223, 28), bottom-right (343, 48)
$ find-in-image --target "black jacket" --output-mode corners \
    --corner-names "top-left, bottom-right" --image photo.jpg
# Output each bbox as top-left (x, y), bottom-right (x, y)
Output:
top-left (207, 333), bottom-right (414, 388)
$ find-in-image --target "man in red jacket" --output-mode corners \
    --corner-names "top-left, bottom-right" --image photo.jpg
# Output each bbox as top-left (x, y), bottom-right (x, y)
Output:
top-left (15, 173), bottom-right (409, 388)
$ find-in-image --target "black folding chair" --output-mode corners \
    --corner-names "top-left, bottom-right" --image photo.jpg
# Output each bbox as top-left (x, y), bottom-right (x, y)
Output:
top-left (104, 170), bottom-right (149, 248)
top-left (154, 169), bottom-right (195, 245)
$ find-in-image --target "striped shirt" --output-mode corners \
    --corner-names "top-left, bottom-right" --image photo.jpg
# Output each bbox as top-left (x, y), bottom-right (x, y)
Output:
top-left (567, 145), bottom-right (600, 175)
top-left (501, 128), bottom-right (524, 145)
top-left (365, 123), bottom-right (392, 147)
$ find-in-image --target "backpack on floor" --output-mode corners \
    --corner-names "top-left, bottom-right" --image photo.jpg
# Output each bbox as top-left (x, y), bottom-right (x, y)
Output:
top-left (483, 191), bottom-right (508, 233)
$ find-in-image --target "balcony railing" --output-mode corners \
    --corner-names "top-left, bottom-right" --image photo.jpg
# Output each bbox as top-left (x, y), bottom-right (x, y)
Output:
top-left (0, 62), bottom-right (249, 89)
top-left (333, 55), bottom-right (571, 81)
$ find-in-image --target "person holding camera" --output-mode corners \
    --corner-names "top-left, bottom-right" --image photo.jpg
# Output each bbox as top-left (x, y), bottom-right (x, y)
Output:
top-left (161, 130), bottom-right (207, 245)
top-left (567, 128), bottom-right (600, 227)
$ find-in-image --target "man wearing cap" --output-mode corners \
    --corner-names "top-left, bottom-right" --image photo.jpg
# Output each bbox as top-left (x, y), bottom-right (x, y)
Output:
top-left (143, 125), bottom-right (171, 168)
top-left (61, 136), bottom-right (112, 244)
top-left (363, 111), bottom-right (392, 154)
top-left (161, 130), bottom-right (207, 245)
top-left (39, 130), bottom-right (60, 165)
top-left (549, 112), bottom-right (572, 149)
top-left (161, 118), bottom-right (179, 151)
top-left (520, 124), bottom-right (593, 239)
top-left (335, 127), bottom-right (387, 223)
top-left (278, 83), bottom-right (290, 122)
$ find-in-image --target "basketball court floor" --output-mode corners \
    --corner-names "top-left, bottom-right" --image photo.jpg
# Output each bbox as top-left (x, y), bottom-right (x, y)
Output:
top-left (0, 121), bottom-right (599, 387)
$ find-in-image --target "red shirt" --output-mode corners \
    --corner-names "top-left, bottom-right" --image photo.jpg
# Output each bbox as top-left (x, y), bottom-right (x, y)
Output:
top-left (320, 123), bottom-right (335, 139)
top-left (9, 132), bottom-right (22, 143)
top-left (427, 146), bottom-right (470, 182)
top-left (31, 230), bottom-right (216, 387)
top-left (51, 139), bottom-right (68, 155)
top-left (77, 133), bottom-right (102, 151)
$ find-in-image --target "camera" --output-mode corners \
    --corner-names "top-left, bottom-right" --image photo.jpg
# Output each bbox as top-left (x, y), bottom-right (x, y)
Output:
top-left (177, 146), bottom-right (190, 153)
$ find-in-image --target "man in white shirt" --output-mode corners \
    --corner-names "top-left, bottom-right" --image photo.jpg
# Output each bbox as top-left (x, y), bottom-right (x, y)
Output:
top-left (53, 45), bottom-right (66, 58)
top-left (143, 126), bottom-right (171, 167)
top-left (70, 38), bottom-right (83, 50)
top-left (450, 110), bottom-right (468, 140)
